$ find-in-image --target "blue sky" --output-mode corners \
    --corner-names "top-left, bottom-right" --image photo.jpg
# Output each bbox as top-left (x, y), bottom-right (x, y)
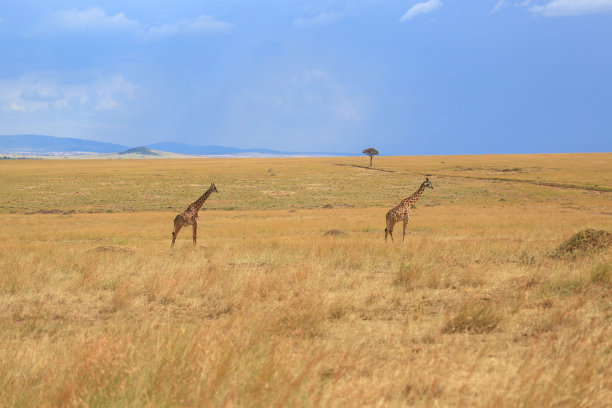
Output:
top-left (0, 0), bottom-right (611, 154)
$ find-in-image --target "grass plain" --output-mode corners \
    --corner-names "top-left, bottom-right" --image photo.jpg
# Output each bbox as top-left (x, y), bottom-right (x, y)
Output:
top-left (0, 153), bottom-right (611, 407)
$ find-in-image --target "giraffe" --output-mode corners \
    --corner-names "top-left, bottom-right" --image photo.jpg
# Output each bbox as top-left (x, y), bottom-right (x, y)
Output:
top-left (385, 178), bottom-right (433, 242)
top-left (171, 183), bottom-right (218, 248)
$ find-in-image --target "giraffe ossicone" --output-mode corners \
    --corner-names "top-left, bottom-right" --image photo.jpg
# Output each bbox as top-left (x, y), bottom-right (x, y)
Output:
top-left (171, 183), bottom-right (218, 248)
top-left (385, 178), bottom-right (433, 242)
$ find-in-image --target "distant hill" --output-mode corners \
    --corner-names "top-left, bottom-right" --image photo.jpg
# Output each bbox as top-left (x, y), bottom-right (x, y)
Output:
top-left (119, 146), bottom-right (160, 156)
top-left (0, 134), bottom-right (127, 155)
top-left (0, 135), bottom-right (355, 157)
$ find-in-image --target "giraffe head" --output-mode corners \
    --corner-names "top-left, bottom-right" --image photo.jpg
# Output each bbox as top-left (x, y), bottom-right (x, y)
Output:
top-left (423, 177), bottom-right (434, 189)
top-left (210, 183), bottom-right (219, 193)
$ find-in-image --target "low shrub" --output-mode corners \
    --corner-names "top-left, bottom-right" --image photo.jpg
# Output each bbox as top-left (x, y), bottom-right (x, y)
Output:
top-left (551, 229), bottom-right (612, 259)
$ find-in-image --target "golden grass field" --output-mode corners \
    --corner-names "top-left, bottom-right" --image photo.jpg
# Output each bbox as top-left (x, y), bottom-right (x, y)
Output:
top-left (0, 154), bottom-right (611, 407)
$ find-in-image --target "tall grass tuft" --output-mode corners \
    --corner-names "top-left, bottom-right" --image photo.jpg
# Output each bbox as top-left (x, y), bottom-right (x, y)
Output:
top-left (394, 262), bottom-right (424, 290)
top-left (443, 299), bottom-right (503, 334)
top-left (590, 261), bottom-right (612, 286)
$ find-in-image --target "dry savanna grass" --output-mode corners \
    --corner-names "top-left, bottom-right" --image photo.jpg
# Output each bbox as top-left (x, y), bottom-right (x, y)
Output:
top-left (0, 154), bottom-right (611, 407)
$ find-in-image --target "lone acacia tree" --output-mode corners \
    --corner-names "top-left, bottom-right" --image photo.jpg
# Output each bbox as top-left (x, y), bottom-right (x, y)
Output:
top-left (362, 147), bottom-right (379, 167)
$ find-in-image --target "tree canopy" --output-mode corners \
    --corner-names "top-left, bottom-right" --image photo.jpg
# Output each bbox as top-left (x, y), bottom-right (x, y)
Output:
top-left (362, 148), bottom-right (379, 167)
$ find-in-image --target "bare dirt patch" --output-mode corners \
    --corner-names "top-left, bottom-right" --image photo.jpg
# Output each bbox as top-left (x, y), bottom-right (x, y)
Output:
top-left (90, 245), bottom-right (137, 254)
top-left (28, 209), bottom-right (76, 215)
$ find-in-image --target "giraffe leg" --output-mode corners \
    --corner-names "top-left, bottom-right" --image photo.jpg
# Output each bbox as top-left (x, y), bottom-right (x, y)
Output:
top-left (402, 219), bottom-right (408, 242)
top-left (386, 221), bottom-right (395, 242)
top-left (192, 221), bottom-right (197, 246)
top-left (385, 215), bottom-right (388, 241)
top-left (171, 224), bottom-right (182, 248)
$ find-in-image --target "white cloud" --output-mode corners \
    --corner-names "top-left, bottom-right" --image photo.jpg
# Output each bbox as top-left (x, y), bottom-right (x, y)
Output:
top-left (529, 0), bottom-right (612, 16)
top-left (400, 0), bottom-right (442, 21)
top-left (0, 73), bottom-right (136, 114)
top-left (293, 11), bottom-right (343, 28)
top-left (45, 7), bottom-right (231, 38)
top-left (50, 7), bottom-right (141, 33)
top-left (303, 69), bottom-right (333, 81)
top-left (20, 88), bottom-right (64, 103)
top-left (492, 0), bottom-right (509, 13)
top-left (332, 102), bottom-right (360, 121)
top-left (9, 102), bottom-right (26, 113)
top-left (144, 14), bottom-right (232, 38)
top-left (92, 75), bottom-right (136, 110)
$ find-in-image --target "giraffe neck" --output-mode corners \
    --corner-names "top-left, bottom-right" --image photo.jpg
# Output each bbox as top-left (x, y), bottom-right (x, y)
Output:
top-left (190, 187), bottom-right (214, 212)
top-left (401, 184), bottom-right (426, 207)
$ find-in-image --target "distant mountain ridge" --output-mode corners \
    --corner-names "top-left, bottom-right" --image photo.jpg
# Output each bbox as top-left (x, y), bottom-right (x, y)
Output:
top-left (0, 134), bottom-right (355, 157)
top-left (146, 142), bottom-right (354, 156)
top-left (146, 142), bottom-right (286, 156)
top-left (0, 135), bottom-right (127, 155)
